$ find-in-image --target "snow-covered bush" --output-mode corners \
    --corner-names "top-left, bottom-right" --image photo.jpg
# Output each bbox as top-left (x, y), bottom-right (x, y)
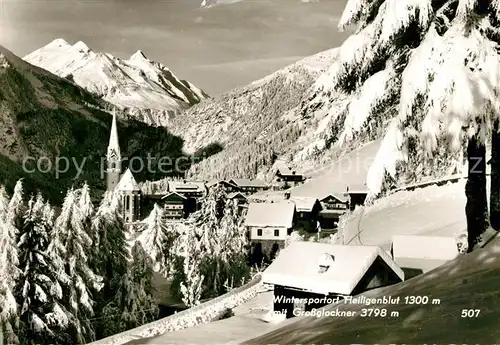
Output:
top-left (455, 230), bottom-right (468, 254)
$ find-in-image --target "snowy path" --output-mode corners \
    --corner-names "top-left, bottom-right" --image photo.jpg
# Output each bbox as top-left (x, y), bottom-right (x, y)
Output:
top-left (123, 292), bottom-right (276, 345)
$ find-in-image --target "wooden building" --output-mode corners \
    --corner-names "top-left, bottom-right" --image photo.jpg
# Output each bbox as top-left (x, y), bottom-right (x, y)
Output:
top-left (288, 196), bottom-right (322, 232)
top-left (161, 192), bottom-right (187, 220)
top-left (318, 193), bottom-right (349, 229)
top-left (274, 162), bottom-right (304, 185)
top-left (346, 185), bottom-right (368, 211)
top-left (207, 180), bottom-right (240, 193)
top-left (228, 179), bottom-right (269, 195)
top-left (168, 180), bottom-right (207, 198)
top-left (263, 242), bottom-right (404, 318)
top-left (390, 235), bottom-right (459, 279)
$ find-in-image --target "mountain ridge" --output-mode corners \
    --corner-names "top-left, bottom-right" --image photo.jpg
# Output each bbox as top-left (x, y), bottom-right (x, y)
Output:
top-left (0, 45), bottom-right (210, 204)
top-left (24, 39), bottom-right (209, 126)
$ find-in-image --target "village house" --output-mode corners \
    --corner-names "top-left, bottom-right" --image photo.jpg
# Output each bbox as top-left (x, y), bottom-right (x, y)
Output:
top-left (263, 242), bottom-right (404, 318)
top-left (228, 179), bottom-right (269, 195)
top-left (226, 192), bottom-right (249, 216)
top-left (245, 202), bottom-right (296, 261)
top-left (287, 194), bottom-right (322, 232)
top-left (346, 185), bottom-right (368, 211)
top-left (274, 162), bottom-right (304, 186)
top-left (161, 192), bottom-right (187, 220)
top-left (318, 193), bottom-right (349, 229)
top-left (207, 180), bottom-right (240, 193)
top-left (168, 180), bottom-right (207, 198)
top-left (390, 235), bottom-right (459, 279)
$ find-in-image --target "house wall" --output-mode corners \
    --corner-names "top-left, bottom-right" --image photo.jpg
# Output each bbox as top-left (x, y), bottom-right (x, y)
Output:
top-left (348, 193), bottom-right (367, 211)
top-left (165, 203), bottom-right (184, 219)
top-left (351, 256), bottom-right (402, 295)
top-left (249, 226), bottom-right (289, 241)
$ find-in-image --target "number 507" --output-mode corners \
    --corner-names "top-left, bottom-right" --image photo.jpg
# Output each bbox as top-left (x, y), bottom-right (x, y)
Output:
top-left (461, 309), bottom-right (480, 318)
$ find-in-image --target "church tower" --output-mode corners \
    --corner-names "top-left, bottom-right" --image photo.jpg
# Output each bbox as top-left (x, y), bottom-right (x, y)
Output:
top-left (106, 108), bottom-right (122, 191)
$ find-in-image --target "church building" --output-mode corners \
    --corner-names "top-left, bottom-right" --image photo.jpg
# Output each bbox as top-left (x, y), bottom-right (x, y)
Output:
top-left (106, 108), bottom-right (142, 223)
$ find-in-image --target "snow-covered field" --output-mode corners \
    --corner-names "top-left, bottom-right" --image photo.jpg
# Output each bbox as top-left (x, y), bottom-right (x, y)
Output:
top-left (244, 236), bottom-right (500, 344)
top-left (125, 292), bottom-right (276, 344)
top-left (343, 180), bottom-right (467, 250)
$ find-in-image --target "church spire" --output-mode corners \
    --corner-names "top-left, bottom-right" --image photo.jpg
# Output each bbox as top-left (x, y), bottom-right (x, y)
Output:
top-left (106, 107), bottom-right (122, 191)
top-left (107, 107), bottom-right (120, 159)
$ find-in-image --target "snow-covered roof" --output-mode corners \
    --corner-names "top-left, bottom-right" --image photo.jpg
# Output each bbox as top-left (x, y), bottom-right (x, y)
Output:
top-left (116, 169), bottom-right (140, 192)
top-left (229, 179), bottom-right (268, 188)
top-left (289, 197), bottom-right (320, 212)
top-left (347, 184), bottom-right (369, 194)
top-left (391, 235), bottom-right (459, 261)
top-left (263, 242), bottom-right (404, 295)
top-left (244, 202), bottom-right (295, 228)
top-left (168, 181), bottom-right (206, 193)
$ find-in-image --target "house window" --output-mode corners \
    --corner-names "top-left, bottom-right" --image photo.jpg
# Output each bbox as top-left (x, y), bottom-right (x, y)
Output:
top-left (274, 229), bottom-right (279, 237)
top-left (257, 229), bottom-right (263, 236)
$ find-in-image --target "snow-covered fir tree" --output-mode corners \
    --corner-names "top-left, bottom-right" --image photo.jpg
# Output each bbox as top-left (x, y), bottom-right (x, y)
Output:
top-left (136, 203), bottom-right (174, 276)
top-left (172, 186), bottom-right (250, 301)
top-left (0, 180), bottom-right (24, 344)
top-left (50, 188), bottom-right (103, 344)
top-left (16, 195), bottom-right (71, 345)
top-left (90, 191), bottom-right (129, 339)
top-left (112, 243), bottom-right (158, 332)
top-left (179, 249), bottom-right (204, 308)
top-left (304, 0), bottom-right (500, 249)
top-left (77, 182), bottom-right (94, 237)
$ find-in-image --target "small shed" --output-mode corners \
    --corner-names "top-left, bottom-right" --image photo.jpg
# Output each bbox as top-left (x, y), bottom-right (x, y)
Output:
top-left (390, 235), bottom-right (459, 278)
top-left (263, 242), bottom-right (404, 318)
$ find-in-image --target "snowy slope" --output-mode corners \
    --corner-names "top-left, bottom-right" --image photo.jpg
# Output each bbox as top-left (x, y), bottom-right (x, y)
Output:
top-left (200, 0), bottom-right (320, 8)
top-left (168, 48), bottom-right (339, 181)
top-left (200, 0), bottom-right (243, 8)
top-left (24, 39), bottom-right (208, 126)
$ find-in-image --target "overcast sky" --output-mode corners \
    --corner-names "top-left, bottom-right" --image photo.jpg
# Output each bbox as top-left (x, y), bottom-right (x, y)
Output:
top-left (0, 0), bottom-right (349, 95)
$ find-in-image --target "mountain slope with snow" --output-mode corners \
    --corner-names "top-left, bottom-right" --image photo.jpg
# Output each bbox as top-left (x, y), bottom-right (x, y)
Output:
top-left (0, 45), bottom-right (194, 204)
top-left (166, 48), bottom-right (339, 181)
top-left (24, 39), bottom-right (208, 126)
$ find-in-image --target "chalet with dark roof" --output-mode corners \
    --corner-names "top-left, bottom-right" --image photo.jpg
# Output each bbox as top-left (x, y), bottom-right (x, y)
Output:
top-left (264, 242), bottom-right (404, 318)
top-left (274, 162), bottom-right (304, 185)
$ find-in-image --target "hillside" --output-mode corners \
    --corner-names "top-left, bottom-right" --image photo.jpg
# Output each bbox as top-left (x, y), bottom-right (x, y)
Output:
top-left (24, 39), bottom-right (208, 126)
top-left (168, 48), bottom-right (340, 181)
top-left (0, 45), bottom-right (207, 204)
top-left (243, 236), bottom-right (500, 344)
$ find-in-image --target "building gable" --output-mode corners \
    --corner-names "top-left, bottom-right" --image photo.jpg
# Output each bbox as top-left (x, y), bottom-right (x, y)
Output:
top-left (161, 192), bottom-right (186, 203)
top-left (321, 194), bottom-right (348, 204)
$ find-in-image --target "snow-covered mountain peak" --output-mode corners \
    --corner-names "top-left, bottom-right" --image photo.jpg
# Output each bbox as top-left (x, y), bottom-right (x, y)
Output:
top-left (47, 38), bottom-right (71, 48)
top-left (72, 40), bottom-right (92, 53)
top-left (130, 50), bottom-right (148, 61)
top-left (24, 39), bottom-right (209, 126)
